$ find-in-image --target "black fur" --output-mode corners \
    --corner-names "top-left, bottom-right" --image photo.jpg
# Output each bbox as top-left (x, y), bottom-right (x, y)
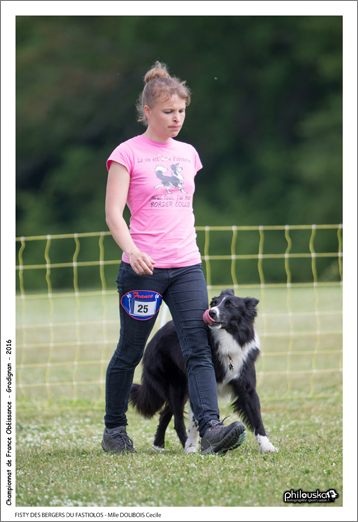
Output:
top-left (129, 289), bottom-right (274, 452)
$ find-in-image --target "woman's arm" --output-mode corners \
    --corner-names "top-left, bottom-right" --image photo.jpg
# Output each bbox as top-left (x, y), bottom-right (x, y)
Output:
top-left (105, 161), bottom-right (156, 275)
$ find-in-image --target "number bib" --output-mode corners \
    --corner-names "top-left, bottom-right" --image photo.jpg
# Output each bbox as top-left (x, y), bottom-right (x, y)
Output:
top-left (121, 290), bottom-right (163, 321)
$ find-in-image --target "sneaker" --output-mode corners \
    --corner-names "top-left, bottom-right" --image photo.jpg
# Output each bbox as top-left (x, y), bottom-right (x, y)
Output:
top-left (201, 419), bottom-right (246, 455)
top-left (101, 426), bottom-right (137, 454)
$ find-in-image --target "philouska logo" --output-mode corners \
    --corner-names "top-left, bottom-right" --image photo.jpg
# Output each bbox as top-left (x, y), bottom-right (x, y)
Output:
top-left (283, 488), bottom-right (339, 504)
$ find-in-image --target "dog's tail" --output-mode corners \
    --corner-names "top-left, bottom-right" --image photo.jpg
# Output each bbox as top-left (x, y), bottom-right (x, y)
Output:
top-left (155, 165), bottom-right (167, 181)
top-left (129, 383), bottom-right (165, 418)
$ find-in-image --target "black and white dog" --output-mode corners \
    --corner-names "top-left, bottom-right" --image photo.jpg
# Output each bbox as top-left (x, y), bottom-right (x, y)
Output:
top-left (130, 289), bottom-right (277, 454)
top-left (154, 164), bottom-right (187, 194)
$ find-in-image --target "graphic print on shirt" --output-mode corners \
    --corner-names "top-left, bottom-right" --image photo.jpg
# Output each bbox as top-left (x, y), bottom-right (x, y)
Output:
top-left (154, 164), bottom-right (187, 194)
top-left (157, 153), bottom-right (170, 162)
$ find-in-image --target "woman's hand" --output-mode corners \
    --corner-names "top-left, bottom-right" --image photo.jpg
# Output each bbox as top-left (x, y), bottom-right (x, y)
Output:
top-left (129, 250), bottom-right (156, 275)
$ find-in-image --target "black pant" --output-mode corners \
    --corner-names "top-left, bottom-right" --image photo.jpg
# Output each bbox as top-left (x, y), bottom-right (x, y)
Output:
top-left (104, 262), bottom-right (220, 437)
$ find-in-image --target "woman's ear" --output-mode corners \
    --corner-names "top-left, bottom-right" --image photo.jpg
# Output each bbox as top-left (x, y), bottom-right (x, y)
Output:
top-left (144, 105), bottom-right (151, 120)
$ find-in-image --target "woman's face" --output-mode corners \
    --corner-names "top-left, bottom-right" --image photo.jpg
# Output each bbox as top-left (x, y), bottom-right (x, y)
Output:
top-left (144, 94), bottom-right (186, 143)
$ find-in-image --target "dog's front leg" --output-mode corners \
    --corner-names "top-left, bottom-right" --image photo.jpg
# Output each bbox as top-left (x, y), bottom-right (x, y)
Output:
top-left (184, 402), bottom-right (199, 453)
top-left (233, 385), bottom-right (278, 453)
top-left (249, 391), bottom-right (278, 453)
top-left (256, 434), bottom-right (278, 453)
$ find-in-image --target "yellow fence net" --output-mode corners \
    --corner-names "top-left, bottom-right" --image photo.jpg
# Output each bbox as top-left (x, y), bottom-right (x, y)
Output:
top-left (16, 225), bottom-right (342, 409)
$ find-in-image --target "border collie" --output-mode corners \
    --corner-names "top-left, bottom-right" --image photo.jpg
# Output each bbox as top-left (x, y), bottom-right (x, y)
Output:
top-left (154, 164), bottom-right (187, 194)
top-left (130, 289), bottom-right (277, 454)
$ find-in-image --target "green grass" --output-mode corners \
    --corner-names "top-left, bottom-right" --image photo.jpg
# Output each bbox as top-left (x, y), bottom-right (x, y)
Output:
top-left (15, 285), bottom-right (343, 507)
top-left (16, 396), bottom-right (342, 507)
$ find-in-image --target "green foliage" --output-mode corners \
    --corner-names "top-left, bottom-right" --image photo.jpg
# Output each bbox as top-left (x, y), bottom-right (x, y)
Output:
top-left (16, 16), bottom-right (342, 286)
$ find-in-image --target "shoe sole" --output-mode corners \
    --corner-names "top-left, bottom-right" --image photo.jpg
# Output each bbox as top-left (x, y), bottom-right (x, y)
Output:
top-left (201, 426), bottom-right (246, 455)
top-left (219, 429), bottom-right (247, 455)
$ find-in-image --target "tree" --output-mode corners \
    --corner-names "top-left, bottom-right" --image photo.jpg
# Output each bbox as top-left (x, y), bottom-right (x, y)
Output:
top-left (16, 16), bottom-right (342, 289)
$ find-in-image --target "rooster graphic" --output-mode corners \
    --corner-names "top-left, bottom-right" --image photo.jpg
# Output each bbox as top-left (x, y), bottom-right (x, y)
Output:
top-left (154, 164), bottom-right (187, 194)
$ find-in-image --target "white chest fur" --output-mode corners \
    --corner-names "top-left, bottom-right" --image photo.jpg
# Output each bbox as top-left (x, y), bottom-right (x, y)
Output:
top-left (183, 328), bottom-right (278, 455)
top-left (211, 328), bottom-right (260, 387)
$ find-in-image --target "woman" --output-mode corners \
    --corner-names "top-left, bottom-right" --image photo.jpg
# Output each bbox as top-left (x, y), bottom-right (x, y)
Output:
top-left (102, 61), bottom-right (246, 455)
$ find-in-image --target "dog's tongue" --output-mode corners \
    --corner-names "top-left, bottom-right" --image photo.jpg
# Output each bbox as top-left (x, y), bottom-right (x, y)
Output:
top-left (203, 309), bottom-right (215, 324)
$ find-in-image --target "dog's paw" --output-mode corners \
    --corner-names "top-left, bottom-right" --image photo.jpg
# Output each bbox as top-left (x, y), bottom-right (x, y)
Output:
top-left (256, 434), bottom-right (278, 453)
top-left (184, 443), bottom-right (199, 454)
top-left (262, 442), bottom-right (278, 453)
top-left (153, 445), bottom-right (165, 452)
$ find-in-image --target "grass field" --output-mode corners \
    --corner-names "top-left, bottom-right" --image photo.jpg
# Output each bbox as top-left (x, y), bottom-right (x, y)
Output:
top-left (16, 396), bottom-right (342, 508)
top-left (15, 285), bottom-right (343, 508)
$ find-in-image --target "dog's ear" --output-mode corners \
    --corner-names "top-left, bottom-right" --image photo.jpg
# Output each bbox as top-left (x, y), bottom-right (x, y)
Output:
top-left (220, 289), bottom-right (235, 297)
top-left (244, 297), bottom-right (259, 308)
top-left (244, 297), bottom-right (259, 318)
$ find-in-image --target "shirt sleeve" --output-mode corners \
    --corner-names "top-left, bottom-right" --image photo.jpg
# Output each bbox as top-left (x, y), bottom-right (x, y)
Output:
top-left (106, 142), bottom-right (135, 174)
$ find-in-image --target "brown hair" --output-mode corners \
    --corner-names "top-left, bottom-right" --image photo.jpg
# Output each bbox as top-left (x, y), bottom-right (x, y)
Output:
top-left (136, 61), bottom-right (191, 126)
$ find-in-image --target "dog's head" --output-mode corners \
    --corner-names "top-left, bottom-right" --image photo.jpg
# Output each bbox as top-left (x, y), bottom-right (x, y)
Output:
top-left (207, 289), bottom-right (259, 334)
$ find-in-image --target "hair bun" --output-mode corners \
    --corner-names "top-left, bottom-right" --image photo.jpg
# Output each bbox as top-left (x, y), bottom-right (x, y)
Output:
top-left (144, 61), bottom-right (170, 84)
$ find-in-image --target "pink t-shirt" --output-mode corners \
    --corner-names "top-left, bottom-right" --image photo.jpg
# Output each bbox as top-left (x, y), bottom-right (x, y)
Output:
top-left (107, 135), bottom-right (203, 268)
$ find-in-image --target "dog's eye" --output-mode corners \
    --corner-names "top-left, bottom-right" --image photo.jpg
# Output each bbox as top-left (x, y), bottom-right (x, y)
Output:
top-left (225, 300), bottom-right (233, 307)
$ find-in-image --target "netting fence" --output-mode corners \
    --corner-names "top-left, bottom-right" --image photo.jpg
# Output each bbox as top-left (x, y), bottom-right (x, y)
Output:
top-left (16, 225), bottom-right (343, 410)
